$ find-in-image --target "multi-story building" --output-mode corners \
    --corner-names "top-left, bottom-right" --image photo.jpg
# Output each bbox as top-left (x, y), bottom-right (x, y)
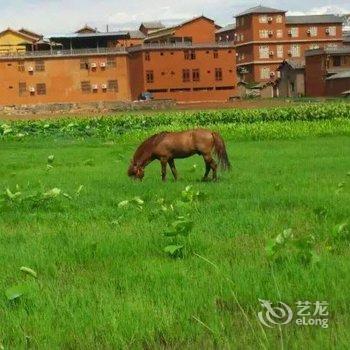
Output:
top-left (234, 5), bottom-right (343, 83)
top-left (129, 43), bottom-right (236, 101)
top-left (305, 46), bottom-right (350, 96)
top-left (0, 42), bottom-right (236, 105)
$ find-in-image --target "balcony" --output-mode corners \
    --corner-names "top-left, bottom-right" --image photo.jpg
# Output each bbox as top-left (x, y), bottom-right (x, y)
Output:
top-left (0, 47), bottom-right (128, 59)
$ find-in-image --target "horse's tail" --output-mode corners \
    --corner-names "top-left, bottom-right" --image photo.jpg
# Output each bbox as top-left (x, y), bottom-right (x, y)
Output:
top-left (212, 132), bottom-right (231, 171)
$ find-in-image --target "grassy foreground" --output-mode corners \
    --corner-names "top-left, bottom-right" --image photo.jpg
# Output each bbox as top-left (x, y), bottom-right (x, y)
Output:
top-left (0, 132), bottom-right (350, 349)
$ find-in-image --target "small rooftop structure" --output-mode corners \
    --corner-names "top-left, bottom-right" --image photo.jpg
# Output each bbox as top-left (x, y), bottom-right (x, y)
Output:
top-left (75, 25), bottom-right (98, 34)
top-left (139, 21), bottom-right (165, 35)
top-left (215, 23), bottom-right (236, 34)
top-left (140, 21), bottom-right (165, 30)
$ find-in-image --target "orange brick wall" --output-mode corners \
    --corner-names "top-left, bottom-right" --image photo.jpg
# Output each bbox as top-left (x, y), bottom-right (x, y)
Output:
top-left (0, 54), bottom-right (131, 105)
top-left (174, 18), bottom-right (216, 43)
top-left (134, 47), bottom-right (237, 101)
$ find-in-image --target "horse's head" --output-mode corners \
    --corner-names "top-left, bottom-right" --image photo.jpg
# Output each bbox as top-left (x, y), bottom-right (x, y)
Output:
top-left (127, 162), bottom-right (144, 180)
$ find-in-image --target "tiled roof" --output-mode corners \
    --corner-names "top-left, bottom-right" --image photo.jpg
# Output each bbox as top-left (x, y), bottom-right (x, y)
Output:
top-left (283, 59), bottom-right (305, 69)
top-left (305, 46), bottom-right (350, 56)
top-left (140, 21), bottom-right (165, 29)
top-left (128, 30), bottom-right (145, 39)
top-left (145, 16), bottom-right (215, 40)
top-left (286, 14), bottom-right (344, 24)
top-left (215, 23), bottom-right (236, 34)
top-left (236, 5), bottom-right (285, 17)
top-left (326, 71), bottom-right (350, 80)
top-left (50, 31), bottom-right (129, 39)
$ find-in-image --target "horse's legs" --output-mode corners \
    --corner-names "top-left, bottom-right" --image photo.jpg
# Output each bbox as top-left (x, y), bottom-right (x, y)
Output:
top-left (211, 159), bottom-right (218, 181)
top-left (168, 159), bottom-right (178, 181)
top-left (202, 156), bottom-right (211, 181)
top-left (202, 154), bottom-right (218, 181)
top-left (160, 158), bottom-right (168, 181)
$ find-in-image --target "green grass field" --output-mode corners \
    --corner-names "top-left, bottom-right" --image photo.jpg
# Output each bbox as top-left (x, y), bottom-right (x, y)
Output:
top-left (1, 129), bottom-right (349, 349)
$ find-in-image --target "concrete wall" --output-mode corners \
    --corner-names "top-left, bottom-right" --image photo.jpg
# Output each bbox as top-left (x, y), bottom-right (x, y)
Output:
top-left (278, 67), bottom-right (305, 97)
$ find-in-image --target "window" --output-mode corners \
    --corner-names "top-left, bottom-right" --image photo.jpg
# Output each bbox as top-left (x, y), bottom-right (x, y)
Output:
top-left (260, 67), bottom-right (270, 79)
top-left (182, 69), bottom-right (190, 82)
top-left (17, 61), bottom-right (25, 72)
top-left (259, 30), bottom-right (269, 39)
top-left (309, 27), bottom-right (317, 37)
top-left (36, 83), bottom-right (46, 95)
top-left (240, 34), bottom-right (244, 41)
top-left (213, 50), bottom-right (219, 58)
top-left (19, 82), bottom-right (26, 96)
top-left (80, 58), bottom-right (89, 70)
top-left (192, 69), bottom-right (200, 82)
top-left (241, 17), bottom-right (245, 25)
top-left (107, 80), bottom-right (118, 92)
top-left (81, 81), bottom-right (91, 93)
top-left (146, 70), bottom-right (154, 83)
top-left (333, 56), bottom-right (341, 67)
top-left (277, 45), bottom-right (284, 58)
top-left (107, 57), bottom-right (116, 68)
top-left (259, 45), bottom-right (269, 59)
top-left (290, 27), bottom-right (299, 38)
top-left (326, 43), bottom-right (339, 49)
top-left (276, 15), bottom-right (283, 23)
top-left (309, 43), bottom-right (319, 49)
top-left (215, 68), bottom-right (222, 81)
top-left (259, 15), bottom-right (268, 23)
top-left (291, 44), bottom-right (300, 57)
top-left (184, 50), bottom-right (196, 60)
top-left (276, 29), bottom-right (283, 38)
top-left (145, 52), bottom-right (150, 61)
top-left (35, 60), bottom-right (45, 72)
top-left (328, 26), bottom-right (336, 36)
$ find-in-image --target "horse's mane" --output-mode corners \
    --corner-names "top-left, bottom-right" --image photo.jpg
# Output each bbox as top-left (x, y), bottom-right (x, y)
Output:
top-left (133, 132), bottom-right (168, 164)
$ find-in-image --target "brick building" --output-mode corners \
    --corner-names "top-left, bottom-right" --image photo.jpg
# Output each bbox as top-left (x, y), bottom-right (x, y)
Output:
top-left (144, 16), bottom-right (218, 44)
top-left (0, 43), bottom-right (236, 105)
top-left (0, 49), bottom-right (132, 105)
top-left (129, 43), bottom-right (236, 101)
top-left (305, 46), bottom-right (350, 96)
top-left (233, 5), bottom-right (343, 83)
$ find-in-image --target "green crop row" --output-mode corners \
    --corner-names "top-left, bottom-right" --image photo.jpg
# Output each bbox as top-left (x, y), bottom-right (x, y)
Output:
top-left (1, 102), bottom-right (350, 139)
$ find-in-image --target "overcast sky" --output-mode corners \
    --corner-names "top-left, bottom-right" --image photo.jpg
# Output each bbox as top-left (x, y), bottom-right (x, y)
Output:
top-left (0, 0), bottom-right (349, 36)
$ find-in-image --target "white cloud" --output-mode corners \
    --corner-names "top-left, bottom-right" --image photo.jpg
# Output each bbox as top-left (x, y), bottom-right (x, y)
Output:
top-left (287, 5), bottom-right (350, 16)
top-left (0, 1), bottom-right (349, 36)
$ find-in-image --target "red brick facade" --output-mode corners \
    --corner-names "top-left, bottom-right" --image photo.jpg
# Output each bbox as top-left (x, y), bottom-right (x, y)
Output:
top-left (234, 6), bottom-right (343, 83)
top-left (305, 47), bottom-right (350, 97)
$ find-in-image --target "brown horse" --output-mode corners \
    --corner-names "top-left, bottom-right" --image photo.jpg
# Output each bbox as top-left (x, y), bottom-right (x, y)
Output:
top-left (127, 128), bottom-right (230, 181)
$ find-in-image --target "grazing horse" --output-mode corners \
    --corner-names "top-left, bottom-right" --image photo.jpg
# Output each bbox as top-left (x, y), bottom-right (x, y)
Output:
top-left (127, 128), bottom-right (230, 181)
